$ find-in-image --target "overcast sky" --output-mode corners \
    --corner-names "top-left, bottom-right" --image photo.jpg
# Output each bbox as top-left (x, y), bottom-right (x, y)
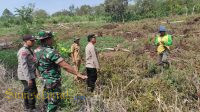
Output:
top-left (0, 0), bottom-right (105, 15)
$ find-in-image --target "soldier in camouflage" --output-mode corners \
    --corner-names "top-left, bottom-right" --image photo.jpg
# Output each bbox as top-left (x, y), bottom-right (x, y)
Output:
top-left (34, 31), bottom-right (87, 112)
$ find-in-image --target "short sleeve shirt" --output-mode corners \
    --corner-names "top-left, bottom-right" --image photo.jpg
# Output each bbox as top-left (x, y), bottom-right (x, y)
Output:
top-left (71, 43), bottom-right (81, 61)
top-left (34, 46), bottom-right (64, 84)
top-left (17, 45), bottom-right (36, 81)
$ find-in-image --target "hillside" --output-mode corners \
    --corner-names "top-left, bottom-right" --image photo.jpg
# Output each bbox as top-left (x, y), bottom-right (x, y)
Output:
top-left (0, 14), bottom-right (200, 112)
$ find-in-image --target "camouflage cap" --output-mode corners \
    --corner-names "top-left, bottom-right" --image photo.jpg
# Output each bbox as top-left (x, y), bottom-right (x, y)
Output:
top-left (37, 31), bottom-right (54, 40)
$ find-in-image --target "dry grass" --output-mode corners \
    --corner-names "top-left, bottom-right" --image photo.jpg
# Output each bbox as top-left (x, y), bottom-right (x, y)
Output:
top-left (0, 64), bottom-right (24, 112)
top-left (1, 14), bottom-right (200, 112)
top-left (77, 15), bottom-right (200, 112)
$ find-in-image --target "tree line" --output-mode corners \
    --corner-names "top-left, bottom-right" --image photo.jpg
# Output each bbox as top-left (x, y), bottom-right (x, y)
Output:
top-left (1, 0), bottom-right (200, 24)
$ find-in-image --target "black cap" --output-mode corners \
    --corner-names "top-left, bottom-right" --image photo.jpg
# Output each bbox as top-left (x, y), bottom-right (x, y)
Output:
top-left (87, 34), bottom-right (96, 42)
top-left (23, 35), bottom-right (35, 41)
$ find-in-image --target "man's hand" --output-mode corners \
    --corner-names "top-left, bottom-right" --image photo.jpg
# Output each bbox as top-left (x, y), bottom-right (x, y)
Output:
top-left (77, 73), bottom-right (87, 80)
top-left (36, 69), bottom-right (41, 78)
top-left (59, 60), bottom-right (87, 79)
top-left (38, 76), bottom-right (43, 80)
top-left (72, 61), bottom-right (75, 64)
top-left (28, 80), bottom-right (33, 87)
top-left (74, 75), bottom-right (78, 80)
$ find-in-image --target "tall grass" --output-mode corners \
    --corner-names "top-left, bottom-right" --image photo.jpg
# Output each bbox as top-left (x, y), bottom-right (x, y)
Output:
top-left (57, 36), bottom-right (125, 59)
top-left (48, 15), bottom-right (108, 24)
top-left (1, 14), bottom-right (200, 112)
top-left (0, 50), bottom-right (18, 69)
top-left (0, 26), bottom-right (19, 37)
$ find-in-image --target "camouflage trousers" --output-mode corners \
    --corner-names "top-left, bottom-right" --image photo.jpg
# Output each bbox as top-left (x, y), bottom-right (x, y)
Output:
top-left (43, 87), bottom-right (61, 112)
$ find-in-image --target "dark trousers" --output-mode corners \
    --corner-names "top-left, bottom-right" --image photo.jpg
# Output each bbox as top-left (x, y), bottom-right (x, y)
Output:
top-left (86, 68), bottom-right (97, 92)
top-left (21, 79), bottom-right (38, 109)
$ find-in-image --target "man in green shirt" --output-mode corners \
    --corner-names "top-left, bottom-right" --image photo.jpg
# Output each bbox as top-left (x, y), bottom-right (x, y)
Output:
top-left (155, 26), bottom-right (173, 68)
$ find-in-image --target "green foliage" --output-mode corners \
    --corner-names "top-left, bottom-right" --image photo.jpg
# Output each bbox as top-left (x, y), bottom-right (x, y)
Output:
top-left (14, 4), bottom-right (44, 36)
top-left (93, 4), bottom-right (105, 16)
top-left (131, 0), bottom-right (200, 20)
top-left (1, 10), bottom-right (200, 111)
top-left (98, 50), bottom-right (199, 111)
top-left (0, 26), bottom-right (19, 36)
top-left (76, 5), bottom-right (92, 15)
top-left (15, 4), bottom-right (34, 24)
top-left (0, 50), bottom-right (18, 69)
top-left (77, 21), bottom-right (106, 29)
top-left (0, 9), bottom-right (15, 28)
top-left (69, 5), bottom-right (76, 16)
top-left (105, 0), bottom-right (129, 22)
top-left (33, 9), bottom-right (48, 19)
top-left (52, 10), bottom-right (71, 17)
top-left (60, 73), bottom-right (85, 111)
top-left (1, 0), bottom-right (200, 25)
top-left (17, 19), bottom-right (44, 36)
top-left (49, 15), bottom-right (107, 23)
top-left (95, 36), bottom-right (124, 51)
top-left (103, 0), bottom-right (200, 21)
top-left (2, 8), bottom-right (13, 17)
top-left (52, 4), bottom-right (104, 17)
top-left (33, 9), bottom-right (48, 24)
top-left (56, 36), bottom-right (125, 59)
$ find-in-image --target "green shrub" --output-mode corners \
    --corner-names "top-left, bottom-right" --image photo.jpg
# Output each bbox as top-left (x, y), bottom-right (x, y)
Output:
top-left (2, 22), bottom-right (10, 27)
top-left (0, 26), bottom-right (19, 36)
top-left (0, 50), bottom-right (18, 69)
top-left (18, 24), bottom-right (31, 35)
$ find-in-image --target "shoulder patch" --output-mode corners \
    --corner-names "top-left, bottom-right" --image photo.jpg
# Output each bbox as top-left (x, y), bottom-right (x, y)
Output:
top-left (46, 51), bottom-right (53, 58)
top-left (34, 48), bottom-right (41, 53)
top-left (21, 51), bottom-right (28, 57)
top-left (46, 48), bottom-right (53, 52)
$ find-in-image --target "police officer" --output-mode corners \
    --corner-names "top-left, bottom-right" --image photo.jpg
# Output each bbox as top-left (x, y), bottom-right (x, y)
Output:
top-left (17, 35), bottom-right (38, 112)
top-left (34, 31), bottom-right (87, 112)
top-left (85, 34), bottom-right (100, 92)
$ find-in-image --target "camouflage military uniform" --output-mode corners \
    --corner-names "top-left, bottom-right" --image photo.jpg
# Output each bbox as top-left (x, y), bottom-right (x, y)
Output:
top-left (34, 45), bottom-right (64, 112)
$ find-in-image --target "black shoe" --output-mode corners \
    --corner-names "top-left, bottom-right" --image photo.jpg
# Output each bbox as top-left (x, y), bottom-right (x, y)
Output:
top-left (87, 87), bottom-right (94, 92)
top-left (156, 62), bottom-right (163, 66)
top-left (29, 109), bottom-right (37, 112)
top-left (24, 108), bottom-right (30, 112)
